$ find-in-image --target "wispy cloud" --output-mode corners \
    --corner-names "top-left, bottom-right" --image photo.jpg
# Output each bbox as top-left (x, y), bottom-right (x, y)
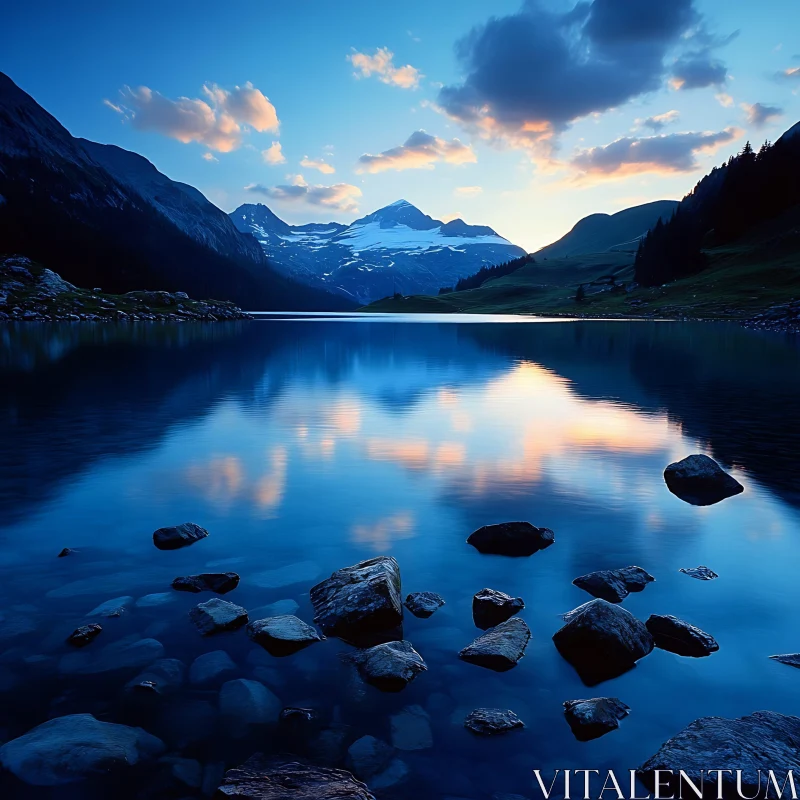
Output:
top-left (105, 81), bottom-right (279, 152)
top-left (778, 66), bottom-right (800, 80)
top-left (454, 186), bottom-right (483, 197)
top-left (571, 128), bottom-right (741, 180)
top-left (715, 93), bottom-right (735, 108)
top-left (245, 175), bottom-right (361, 212)
top-left (357, 130), bottom-right (476, 173)
top-left (300, 156), bottom-right (335, 174)
top-left (202, 152), bottom-right (218, 162)
top-left (741, 102), bottom-right (783, 128)
top-left (636, 110), bottom-right (680, 132)
top-left (347, 47), bottom-right (422, 89)
top-left (262, 142), bottom-right (286, 164)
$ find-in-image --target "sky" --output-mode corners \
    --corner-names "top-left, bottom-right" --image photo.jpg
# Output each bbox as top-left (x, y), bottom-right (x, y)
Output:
top-left (5, 0), bottom-right (800, 251)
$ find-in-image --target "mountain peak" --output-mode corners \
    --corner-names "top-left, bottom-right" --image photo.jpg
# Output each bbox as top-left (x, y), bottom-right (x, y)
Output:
top-left (778, 120), bottom-right (800, 144)
top-left (356, 199), bottom-right (438, 231)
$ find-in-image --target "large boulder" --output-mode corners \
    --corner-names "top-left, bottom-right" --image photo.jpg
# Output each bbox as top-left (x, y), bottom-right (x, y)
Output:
top-left (638, 711), bottom-right (800, 798)
top-left (404, 591), bottom-right (445, 619)
top-left (310, 556), bottom-right (403, 645)
top-left (467, 522), bottom-right (554, 556)
top-left (553, 599), bottom-right (653, 685)
top-left (153, 522), bottom-right (209, 550)
top-left (572, 566), bottom-right (654, 603)
top-left (472, 588), bottom-right (524, 630)
top-left (172, 573), bottom-right (240, 594)
top-left (189, 598), bottom-right (248, 636)
top-left (563, 698), bottom-right (630, 741)
top-left (459, 618), bottom-right (531, 672)
top-left (646, 614), bottom-right (719, 657)
top-left (663, 454), bottom-right (744, 506)
top-left (464, 708), bottom-right (525, 736)
top-left (213, 755), bottom-right (375, 799)
top-left (247, 615), bottom-right (325, 657)
top-left (346, 640), bottom-right (427, 692)
top-left (0, 713), bottom-right (165, 786)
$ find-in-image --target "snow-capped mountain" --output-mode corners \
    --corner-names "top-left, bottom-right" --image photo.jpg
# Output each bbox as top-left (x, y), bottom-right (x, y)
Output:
top-left (231, 200), bottom-right (527, 303)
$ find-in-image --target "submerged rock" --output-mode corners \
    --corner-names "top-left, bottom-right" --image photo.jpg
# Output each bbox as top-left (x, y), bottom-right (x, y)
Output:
top-left (250, 598), bottom-right (301, 618)
top-left (57, 548), bottom-right (77, 558)
top-left (172, 572), bottom-right (240, 594)
top-left (219, 679), bottom-right (282, 738)
top-left (572, 566), bottom-right (654, 603)
top-left (553, 599), bottom-right (653, 685)
top-left (472, 588), bottom-right (524, 630)
top-left (310, 556), bottom-right (403, 645)
top-left (346, 735), bottom-right (394, 780)
top-left (467, 521), bottom-right (554, 556)
top-left (770, 654), bottom-right (800, 668)
top-left (135, 593), bottom-right (176, 608)
top-left (464, 708), bottom-right (525, 736)
top-left (391, 705), bottom-right (433, 750)
top-left (189, 650), bottom-right (238, 687)
top-left (251, 561), bottom-right (322, 589)
top-left (637, 711), bottom-right (800, 797)
top-left (125, 658), bottom-right (186, 695)
top-left (0, 713), bottom-right (165, 786)
top-left (679, 565), bottom-right (719, 581)
top-left (153, 522), bottom-right (209, 550)
top-left (646, 614), bottom-right (719, 657)
top-left (404, 591), bottom-right (445, 618)
top-left (213, 755), bottom-right (375, 799)
top-left (66, 624), bottom-right (102, 648)
top-left (347, 640), bottom-right (427, 692)
top-left (663, 454), bottom-right (744, 506)
top-left (563, 698), bottom-right (630, 741)
top-left (247, 615), bottom-right (325, 657)
top-left (459, 617), bottom-right (531, 671)
top-left (60, 637), bottom-right (165, 676)
top-left (189, 598), bottom-right (248, 636)
top-left (86, 595), bottom-right (134, 618)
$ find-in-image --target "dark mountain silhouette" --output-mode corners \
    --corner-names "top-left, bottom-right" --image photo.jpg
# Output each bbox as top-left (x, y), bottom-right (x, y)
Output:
top-left (0, 72), bottom-right (351, 310)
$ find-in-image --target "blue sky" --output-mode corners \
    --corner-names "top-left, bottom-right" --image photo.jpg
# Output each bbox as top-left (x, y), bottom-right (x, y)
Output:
top-left (5, 0), bottom-right (800, 250)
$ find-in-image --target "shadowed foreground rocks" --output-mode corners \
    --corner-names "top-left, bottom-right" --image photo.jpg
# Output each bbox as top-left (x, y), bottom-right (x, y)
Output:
top-left (467, 521), bottom-right (554, 556)
top-left (572, 566), bottom-right (654, 603)
top-left (646, 614), bottom-right (719, 657)
top-left (345, 640), bottom-right (427, 692)
top-left (563, 698), bottom-right (630, 741)
top-left (638, 711), bottom-right (800, 799)
top-left (664, 454), bottom-right (744, 506)
top-left (459, 618), bottom-right (531, 671)
top-left (213, 755), bottom-right (375, 799)
top-left (153, 522), bottom-right (210, 551)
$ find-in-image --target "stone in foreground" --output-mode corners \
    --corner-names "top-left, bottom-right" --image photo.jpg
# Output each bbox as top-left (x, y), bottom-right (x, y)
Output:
top-left (310, 556), bottom-right (403, 645)
top-left (467, 521), bottom-right (554, 556)
top-left (663, 454), bottom-right (744, 506)
top-left (172, 572), bottom-right (240, 594)
top-left (770, 653), bottom-right (800, 668)
top-left (66, 623), bottom-right (102, 648)
top-left (646, 614), bottom-right (719, 657)
top-left (189, 598), bottom-right (248, 636)
top-left (464, 708), bottom-right (525, 736)
top-left (404, 591), bottom-right (445, 618)
top-left (563, 698), bottom-right (630, 741)
top-left (247, 615), bottom-right (325, 657)
top-left (637, 711), bottom-right (800, 798)
top-left (346, 735), bottom-right (394, 780)
top-left (0, 713), bottom-right (165, 786)
top-left (213, 755), bottom-right (375, 799)
top-left (572, 566), bottom-right (654, 603)
top-left (153, 522), bottom-right (210, 550)
top-left (472, 588), bottom-right (525, 629)
top-left (347, 640), bottom-right (427, 692)
top-left (553, 599), bottom-right (653, 685)
top-left (679, 565), bottom-right (719, 581)
top-left (459, 617), bottom-right (531, 672)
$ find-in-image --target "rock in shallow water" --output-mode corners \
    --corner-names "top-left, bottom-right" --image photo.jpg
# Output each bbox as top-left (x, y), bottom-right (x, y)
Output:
top-left (679, 565), bottom-right (719, 581)
top-left (467, 521), bottom-right (554, 556)
top-left (0, 713), bottom-right (165, 786)
top-left (553, 599), bottom-right (653, 685)
top-left (247, 615), bottom-right (325, 656)
top-left (346, 735), bottom-right (394, 779)
top-left (460, 617), bottom-right (531, 671)
top-left (66, 623), bottom-right (102, 648)
top-left (219, 679), bottom-right (282, 738)
top-left (189, 650), bottom-right (238, 687)
top-left (572, 566), bottom-right (654, 603)
top-left (563, 698), bottom-right (630, 741)
top-left (214, 755), bottom-right (375, 799)
top-left (637, 711), bottom-right (800, 797)
top-left (646, 614), bottom-right (719, 657)
top-left (464, 708), bottom-right (525, 736)
top-left (404, 591), bottom-right (445, 618)
top-left (86, 595), bottom-right (133, 618)
top-left (472, 588), bottom-right (524, 629)
top-left (153, 522), bottom-right (209, 550)
top-left (172, 572), bottom-right (240, 594)
top-left (346, 640), bottom-right (427, 692)
top-left (310, 556), bottom-right (403, 645)
top-left (59, 636), bottom-right (165, 676)
top-left (663, 454), bottom-right (744, 506)
top-left (189, 598), bottom-right (248, 636)
top-left (391, 705), bottom-right (433, 750)
top-left (770, 653), bottom-right (800, 668)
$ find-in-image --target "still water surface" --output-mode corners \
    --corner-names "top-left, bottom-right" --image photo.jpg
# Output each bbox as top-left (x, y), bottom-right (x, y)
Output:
top-left (0, 317), bottom-right (799, 799)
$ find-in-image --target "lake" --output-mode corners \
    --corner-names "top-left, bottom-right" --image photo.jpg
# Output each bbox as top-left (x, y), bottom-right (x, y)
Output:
top-left (0, 316), bottom-right (799, 799)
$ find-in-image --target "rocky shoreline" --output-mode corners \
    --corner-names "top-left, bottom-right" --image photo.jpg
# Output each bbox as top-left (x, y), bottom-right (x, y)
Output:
top-left (0, 256), bottom-right (251, 322)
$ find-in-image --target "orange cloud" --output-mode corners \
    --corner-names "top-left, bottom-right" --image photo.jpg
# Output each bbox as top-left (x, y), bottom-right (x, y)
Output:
top-left (348, 47), bottom-right (422, 89)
